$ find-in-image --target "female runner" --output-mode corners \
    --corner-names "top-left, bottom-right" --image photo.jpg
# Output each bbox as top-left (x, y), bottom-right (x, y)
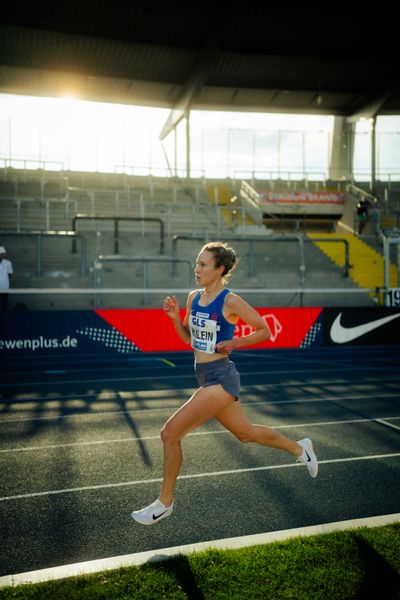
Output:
top-left (132, 241), bottom-right (318, 525)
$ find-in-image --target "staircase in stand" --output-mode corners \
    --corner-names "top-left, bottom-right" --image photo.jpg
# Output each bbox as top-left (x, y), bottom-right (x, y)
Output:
top-left (206, 183), bottom-right (257, 228)
top-left (307, 232), bottom-right (397, 292)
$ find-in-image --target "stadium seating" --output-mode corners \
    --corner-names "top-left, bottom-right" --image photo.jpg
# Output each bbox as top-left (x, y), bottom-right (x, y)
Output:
top-left (0, 166), bottom-right (390, 310)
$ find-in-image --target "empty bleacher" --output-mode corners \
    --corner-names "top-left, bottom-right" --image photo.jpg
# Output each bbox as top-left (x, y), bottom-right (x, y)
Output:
top-left (0, 166), bottom-right (394, 310)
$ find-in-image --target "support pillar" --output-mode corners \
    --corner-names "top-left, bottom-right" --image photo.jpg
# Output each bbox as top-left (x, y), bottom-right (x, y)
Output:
top-left (371, 116), bottom-right (376, 194)
top-left (186, 111), bottom-right (191, 179)
top-left (329, 116), bottom-right (354, 181)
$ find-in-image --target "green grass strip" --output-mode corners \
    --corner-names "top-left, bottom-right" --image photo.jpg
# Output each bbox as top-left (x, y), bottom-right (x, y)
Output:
top-left (1, 524), bottom-right (399, 599)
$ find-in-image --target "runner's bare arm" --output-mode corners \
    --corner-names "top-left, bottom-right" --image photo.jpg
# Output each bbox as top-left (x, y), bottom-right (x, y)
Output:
top-left (163, 291), bottom-right (197, 345)
top-left (216, 293), bottom-right (270, 354)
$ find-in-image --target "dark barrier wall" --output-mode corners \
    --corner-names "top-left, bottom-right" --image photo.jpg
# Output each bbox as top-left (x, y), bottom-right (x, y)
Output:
top-left (324, 307), bottom-right (400, 346)
top-left (0, 307), bottom-right (399, 356)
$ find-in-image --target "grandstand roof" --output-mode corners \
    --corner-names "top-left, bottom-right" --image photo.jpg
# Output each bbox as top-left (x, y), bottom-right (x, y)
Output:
top-left (1, 1), bottom-right (399, 119)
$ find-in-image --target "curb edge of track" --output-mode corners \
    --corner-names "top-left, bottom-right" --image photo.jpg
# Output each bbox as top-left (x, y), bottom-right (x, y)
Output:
top-left (1, 513), bottom-right (399, 588)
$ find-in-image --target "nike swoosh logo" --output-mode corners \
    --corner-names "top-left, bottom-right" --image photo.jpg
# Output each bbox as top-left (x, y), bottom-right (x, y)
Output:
top-left (330, 312), bottom-right (400, 344)
top-left (152, 509), bottom-right (169, 521)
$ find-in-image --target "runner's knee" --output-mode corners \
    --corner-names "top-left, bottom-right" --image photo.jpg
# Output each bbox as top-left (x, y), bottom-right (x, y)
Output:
top-left (161, 423), bottom-right (181, 444)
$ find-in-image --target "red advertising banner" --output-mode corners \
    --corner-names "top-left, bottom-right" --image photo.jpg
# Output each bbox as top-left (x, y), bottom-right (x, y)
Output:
top-left (261, 191), bottom-right (344, 204)
top-left (96, 307), bottom-right (323, 351)
top-left (2, 307), bottom-right (398, 357)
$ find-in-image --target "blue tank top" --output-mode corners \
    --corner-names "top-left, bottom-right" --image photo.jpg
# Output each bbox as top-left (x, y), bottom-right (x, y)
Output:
top-left (190, 288), bottom-right (235, 354)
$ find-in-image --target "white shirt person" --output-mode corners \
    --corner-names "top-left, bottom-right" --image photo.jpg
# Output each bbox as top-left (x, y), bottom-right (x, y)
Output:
top-left (0, 246), bottom-right (13, 311)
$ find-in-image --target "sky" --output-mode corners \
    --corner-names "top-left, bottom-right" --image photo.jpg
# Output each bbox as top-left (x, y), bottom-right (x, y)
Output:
top-left (0, 94), bottom-right (399, 179)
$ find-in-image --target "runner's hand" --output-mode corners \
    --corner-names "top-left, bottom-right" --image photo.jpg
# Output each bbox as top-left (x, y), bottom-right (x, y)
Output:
top-left (163, 295), bottom-right (179, 319)
top-left (216, 339), bottom-right (236, 355)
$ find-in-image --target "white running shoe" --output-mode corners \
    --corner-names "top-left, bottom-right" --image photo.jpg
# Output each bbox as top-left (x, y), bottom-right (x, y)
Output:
top-left (297, 438), bottom-right (318, 478)
top-left (131, 499), bottom-right (173, 525)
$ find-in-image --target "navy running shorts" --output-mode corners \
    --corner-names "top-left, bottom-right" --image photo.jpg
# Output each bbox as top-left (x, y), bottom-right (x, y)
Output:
top-left (195, 357), bottom-right (240, 400)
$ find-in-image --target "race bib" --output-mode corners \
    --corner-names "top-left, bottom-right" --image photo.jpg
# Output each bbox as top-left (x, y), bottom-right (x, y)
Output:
top-left (190, 314), bottom-right (218, 354)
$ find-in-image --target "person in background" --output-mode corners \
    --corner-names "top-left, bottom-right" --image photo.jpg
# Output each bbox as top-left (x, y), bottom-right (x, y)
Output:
top-left (0, 246), bottom-right (13, 311)
top-left (356, 197), bottom-right (371, 235)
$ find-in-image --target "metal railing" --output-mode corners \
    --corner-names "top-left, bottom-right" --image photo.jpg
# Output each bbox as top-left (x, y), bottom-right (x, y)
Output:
top-left (383, 236), bottom-right (400, 294)
top-left (172, 234), bottom-right (302, 278)
top-left (93, 255), bottom-right (193, 306)
top-left (2, 286), bottom-right (380, 310)
top-left (0, 231), bottom-right (86, 276)
top-left (346, 183), bottom-right (400, 236)
top-left (347, 183), bottom-right (377, 200)
top-left (4, 197), bottom-right (77, 232)
top-left (114, 164), bottom-right (206, 179)
top-left (0, 158), bottom-right (65, 174)
top-left (171, 234), bottom-right (351, 280)
top-left (66, 187), bottom-right (144, 217)
top-left (309, 237), bottom-right (350, 277)
top-left (71, 215), bottom-right (165, 254)
top-left (232, 169), bottom-right (329, 185)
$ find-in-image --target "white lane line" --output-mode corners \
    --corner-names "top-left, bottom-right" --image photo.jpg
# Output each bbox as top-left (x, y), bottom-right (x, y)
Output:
top-left (1, 512), bottom-right (399, 588)
top-left (1, 391), bottom-right (399, 424)
top-left (1, 452), bottom-right (399, 502)
top-left (1, 416), bottom-right (399, 454)
top-left (0, 363), bottom-right (395, 388)
top-left (375, 418), bottom-right (400, 432)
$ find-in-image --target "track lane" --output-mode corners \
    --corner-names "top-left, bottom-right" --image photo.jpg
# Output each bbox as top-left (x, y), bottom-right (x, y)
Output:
top-left (1, 346), bottom-right (399, 576)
